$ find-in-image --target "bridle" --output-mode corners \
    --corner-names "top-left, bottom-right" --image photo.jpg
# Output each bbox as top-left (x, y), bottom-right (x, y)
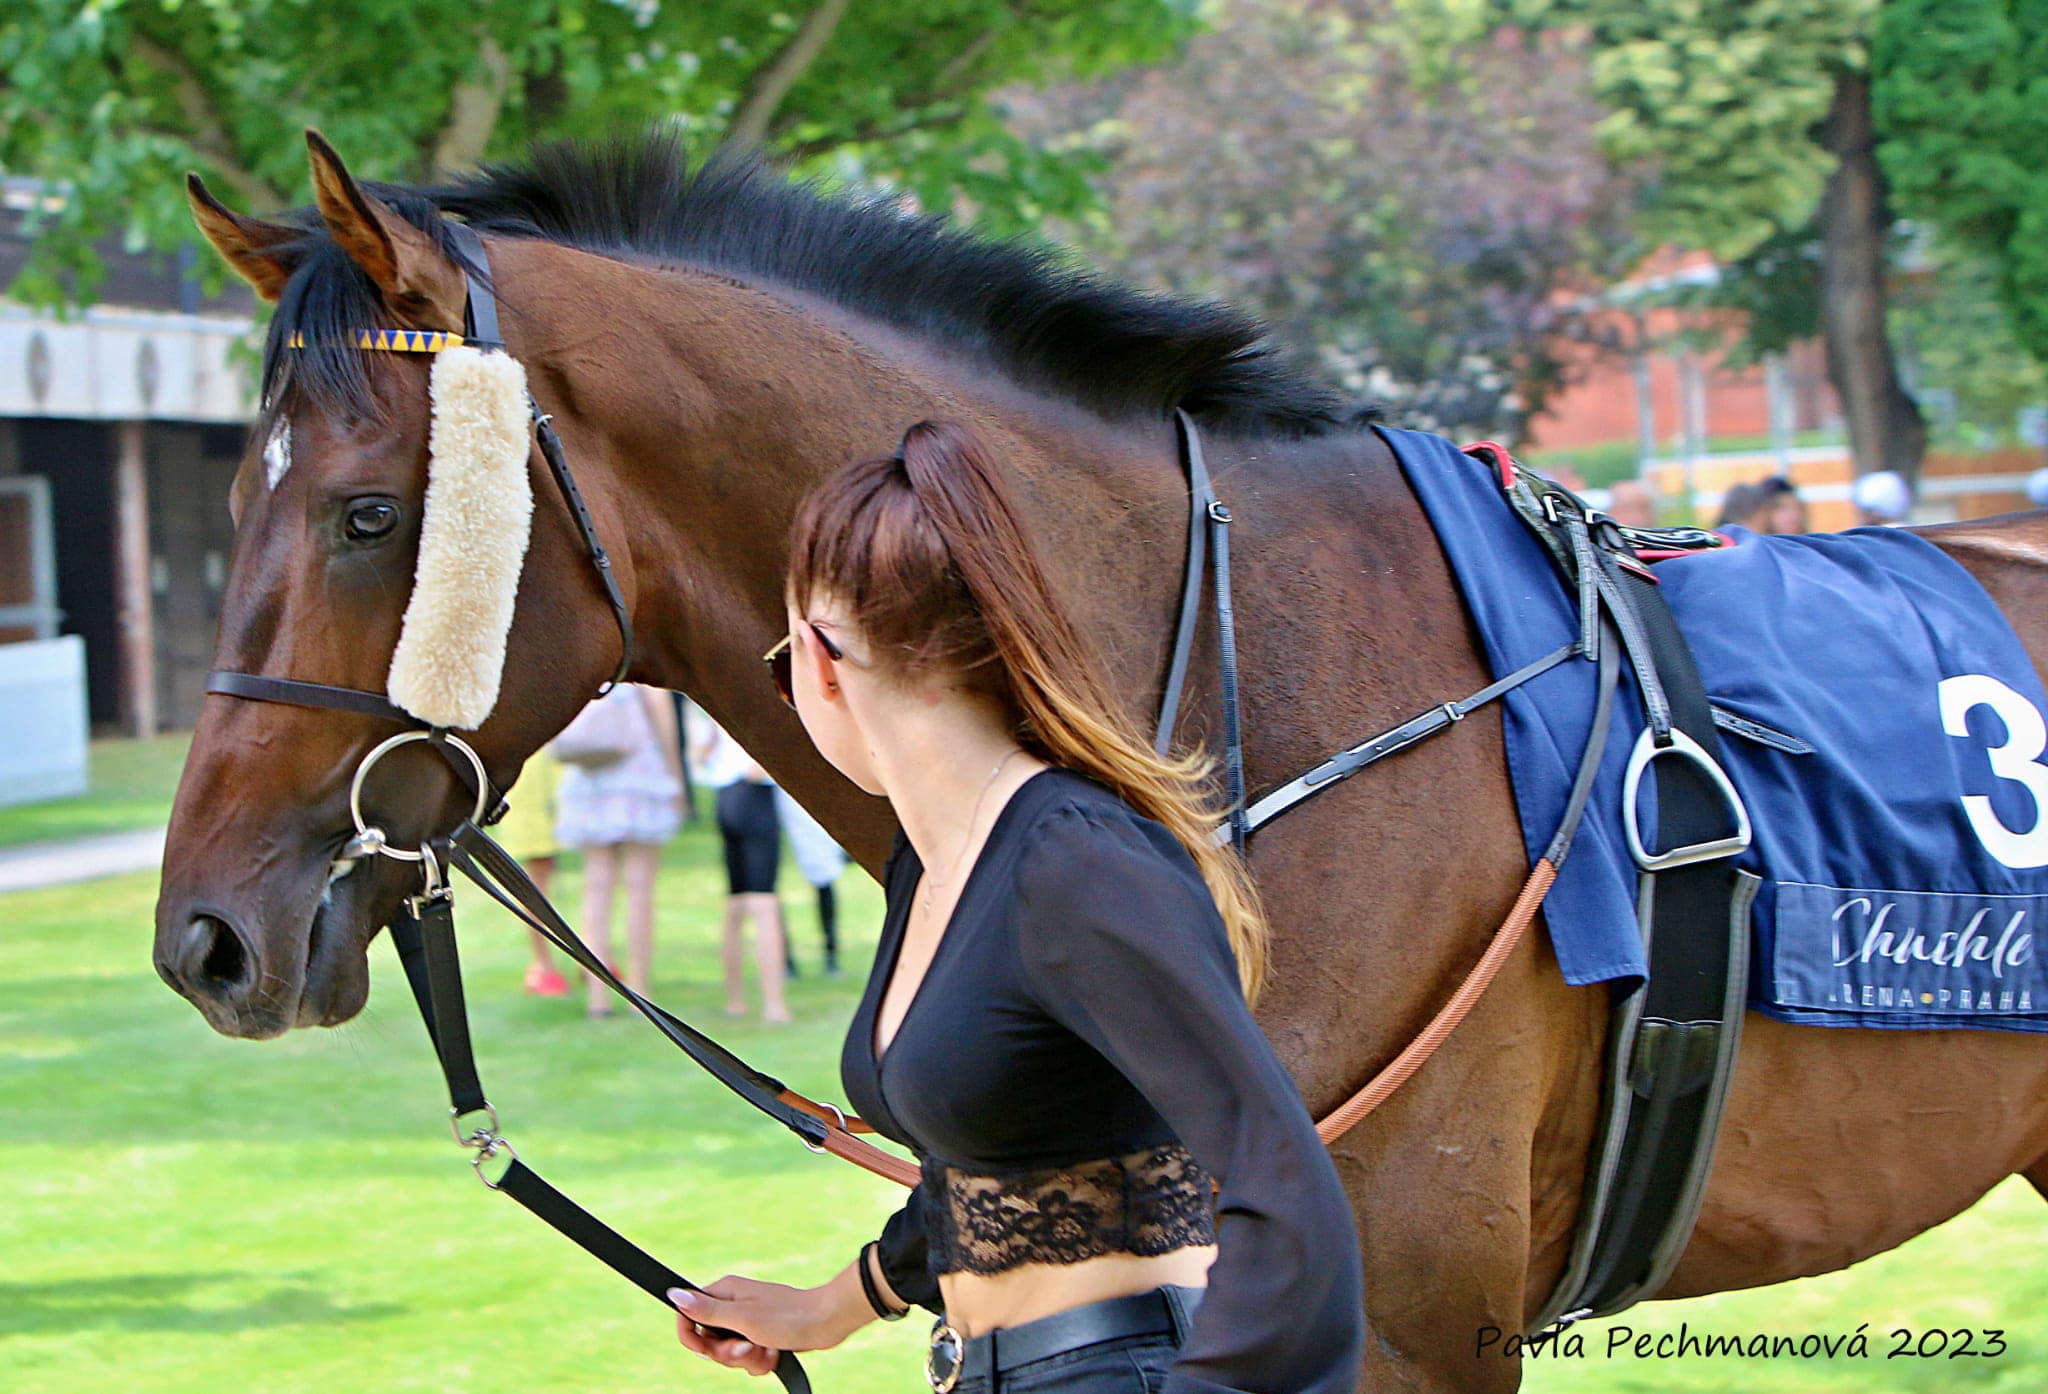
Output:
top-left (206, 221), bottom-right (633, 834)
top-left (196, 217), bottom-right (1736, 1388)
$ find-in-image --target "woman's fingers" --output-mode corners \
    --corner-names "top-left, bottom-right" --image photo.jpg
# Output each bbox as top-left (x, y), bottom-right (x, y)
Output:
top-left (670, 1284), bottom-right (784, 1376)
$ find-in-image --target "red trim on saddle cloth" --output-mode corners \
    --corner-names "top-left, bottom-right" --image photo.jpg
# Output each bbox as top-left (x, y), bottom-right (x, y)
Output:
top-left (1461, 440), bottom-right (1517, 489)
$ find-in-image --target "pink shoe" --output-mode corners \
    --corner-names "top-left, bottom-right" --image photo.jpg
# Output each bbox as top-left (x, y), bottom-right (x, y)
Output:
top-left (525, 964), bottom-right (571, 997)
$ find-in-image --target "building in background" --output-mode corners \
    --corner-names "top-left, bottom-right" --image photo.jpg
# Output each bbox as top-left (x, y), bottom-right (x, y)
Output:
top-left (1529, 248), bottom-right (2045, 529)
top-left (0, 179), bottom-right (256, 744)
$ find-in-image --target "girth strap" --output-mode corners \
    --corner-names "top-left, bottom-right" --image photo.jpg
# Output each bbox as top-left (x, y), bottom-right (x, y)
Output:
top-left (1558, 565), bottom-right (1748, 1319)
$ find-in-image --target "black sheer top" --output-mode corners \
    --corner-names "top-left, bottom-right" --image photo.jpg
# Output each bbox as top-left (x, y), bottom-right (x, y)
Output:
top-left (839, 768), bottom-right (1365, 1394)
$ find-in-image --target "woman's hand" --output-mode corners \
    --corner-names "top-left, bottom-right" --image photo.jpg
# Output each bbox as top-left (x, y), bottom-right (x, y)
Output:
top-left (668, 1270), bottom-right (869, 1375)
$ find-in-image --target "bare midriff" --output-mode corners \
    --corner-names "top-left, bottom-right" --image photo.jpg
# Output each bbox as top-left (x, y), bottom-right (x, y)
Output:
top-left (936, 1244), bottom-right (1217, 1338)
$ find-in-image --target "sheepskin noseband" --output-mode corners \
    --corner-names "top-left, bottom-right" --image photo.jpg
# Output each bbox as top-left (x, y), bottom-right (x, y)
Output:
top-left (385, 344), bottom-right (534, 729)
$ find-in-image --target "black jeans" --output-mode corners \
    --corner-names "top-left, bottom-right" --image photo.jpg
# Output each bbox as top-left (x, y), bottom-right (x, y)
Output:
top-left (948, 1333), bottom-right (1177, 1394)
top-left (944, 1286), bottom-right (1198, 1393)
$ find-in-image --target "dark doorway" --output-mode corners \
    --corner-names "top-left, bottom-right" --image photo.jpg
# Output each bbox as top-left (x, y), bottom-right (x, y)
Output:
top-left (19, 419), bottom-right (119, 727)
top-left (151, 424), bottom-right (242, 728)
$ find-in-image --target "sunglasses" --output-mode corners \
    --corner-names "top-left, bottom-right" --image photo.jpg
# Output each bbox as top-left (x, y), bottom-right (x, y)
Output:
top-left (763, 622), bottom-right (845, 710)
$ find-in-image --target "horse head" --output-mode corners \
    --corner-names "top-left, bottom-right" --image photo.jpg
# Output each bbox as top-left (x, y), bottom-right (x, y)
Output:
top-left (154, 133), bottom-right (625, 1038)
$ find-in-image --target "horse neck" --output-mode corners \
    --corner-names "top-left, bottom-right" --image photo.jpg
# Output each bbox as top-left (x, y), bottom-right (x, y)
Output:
top-left (499, 239), bottom-right (1190, 866)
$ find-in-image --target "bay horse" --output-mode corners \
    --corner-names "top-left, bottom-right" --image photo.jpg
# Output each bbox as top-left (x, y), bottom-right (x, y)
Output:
top-left (155, 131), bottom-right (2048, 1391)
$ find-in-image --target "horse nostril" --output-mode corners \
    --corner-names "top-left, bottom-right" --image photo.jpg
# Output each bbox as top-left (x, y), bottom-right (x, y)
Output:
top-left (180, 914), bottom-right (254, 995)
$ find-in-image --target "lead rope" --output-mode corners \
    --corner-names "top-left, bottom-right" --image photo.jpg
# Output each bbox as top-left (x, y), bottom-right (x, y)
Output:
top-left (387, 841), bottom-right (818, 1394)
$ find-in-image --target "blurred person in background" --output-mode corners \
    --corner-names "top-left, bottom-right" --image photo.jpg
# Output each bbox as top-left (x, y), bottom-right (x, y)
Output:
top-left (1752, 476), bottom-right (1808, 534)
top-left (554, 684), bottom-right (684, 1019)
top-left (1714, 480), bottom-right (1764, 532)
top-left (1852, 470), bottom-right (1913, 526)
top-left (496, 745), bottom-right (571, 996)
top-left (774, 786), bottom-right (848, 978)
top-left (692, 716), bottom-right (792, 1024)
top-left (1717, 476), bottom-right (1807, 534)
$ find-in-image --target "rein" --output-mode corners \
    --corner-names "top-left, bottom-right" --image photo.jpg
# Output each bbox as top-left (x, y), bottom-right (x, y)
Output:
top-left (202, 218), bottom-right (1703, 1374)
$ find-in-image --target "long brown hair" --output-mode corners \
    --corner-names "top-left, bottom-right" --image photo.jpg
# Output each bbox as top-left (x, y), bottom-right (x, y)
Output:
top-left (787, 419), bottom-right (1268, 997)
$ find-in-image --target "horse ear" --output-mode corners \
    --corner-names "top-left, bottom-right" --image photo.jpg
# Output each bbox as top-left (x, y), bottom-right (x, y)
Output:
top-left (304, 129), bottom-right (468, 330)
top-left (186, 174), bottom-right (298, 303)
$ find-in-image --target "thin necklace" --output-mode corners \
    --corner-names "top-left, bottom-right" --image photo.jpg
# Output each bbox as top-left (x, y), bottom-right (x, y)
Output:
top-left (920, 747), bottom-right (1026, 896)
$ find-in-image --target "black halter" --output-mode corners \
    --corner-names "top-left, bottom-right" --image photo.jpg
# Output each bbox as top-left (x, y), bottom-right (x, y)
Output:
top-left (204, 221), bottom-right (636, 815)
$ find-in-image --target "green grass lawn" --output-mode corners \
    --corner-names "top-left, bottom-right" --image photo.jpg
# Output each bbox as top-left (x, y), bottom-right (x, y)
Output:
top-left (0, 734), bottom-right (191, 849)
top-left (2, 788), bottom-right (2043, 1392)
top-left (0, 814), bottom-right (932, 1393)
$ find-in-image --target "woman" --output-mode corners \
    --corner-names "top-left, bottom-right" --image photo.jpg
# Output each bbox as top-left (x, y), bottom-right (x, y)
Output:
top-left (553, 682), bottom-right (683, 1018)
top-left (774, 784), bottom-right (849, 977)
top-left (494, 743), bottom-right (571, 996)
top-left (692, 714), bottom-right (793, 1023)
top-left (670, 422), bottom-right (1365, 1391)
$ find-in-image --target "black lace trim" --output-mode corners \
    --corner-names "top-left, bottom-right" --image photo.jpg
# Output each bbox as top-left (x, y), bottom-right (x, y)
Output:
top-left (925, 1143), bottom-right (1218, 1276)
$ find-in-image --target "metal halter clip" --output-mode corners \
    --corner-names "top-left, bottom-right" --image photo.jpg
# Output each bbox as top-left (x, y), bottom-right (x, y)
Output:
top-left (408, 842), bottom-right (451, 916)
top-left (450, 1102), bottom-right (502, 1150)
top-left (1621, 727), bottom-right (1753, 871)
top-left (800, 1102), bottom-right (848, 1156)
top-left (471, 1135), bottom-right (520, 1191)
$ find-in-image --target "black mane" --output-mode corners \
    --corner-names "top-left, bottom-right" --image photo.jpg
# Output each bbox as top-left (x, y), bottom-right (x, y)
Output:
top-left (266, 131), bottom-right (1360, 437)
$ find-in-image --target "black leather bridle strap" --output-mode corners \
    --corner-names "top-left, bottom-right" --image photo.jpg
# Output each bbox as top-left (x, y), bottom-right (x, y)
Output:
top-left (444, 220), bottom-right (634, 691)
top-left (532, 408), bottom-right (634, 691)
top-left (1155, 410), bottom-right (1213, 756)
top-left (387, 863), bottom-right (812, 1394)
top-left (203, 670), bottom-right (510, 823)
top-left (1239, 640), bottom-right (1582, 836)
top-left (205, 670), bottom-right (414, 725)
top-left (1155, 411), bottom-right (1250, 850)
top-left (444, 822), bottom-right (828, 1142)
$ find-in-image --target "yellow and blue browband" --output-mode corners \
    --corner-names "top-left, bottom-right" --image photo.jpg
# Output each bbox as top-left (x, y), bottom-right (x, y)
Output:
top-left (287, 329), bottom-right (479, 354)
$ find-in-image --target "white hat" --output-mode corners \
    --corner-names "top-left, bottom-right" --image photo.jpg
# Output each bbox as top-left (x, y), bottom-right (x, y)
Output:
top-left (2027, 468), bottom-right (2048, 510)
top-left (1851, 470), bottom-right (1912, 521)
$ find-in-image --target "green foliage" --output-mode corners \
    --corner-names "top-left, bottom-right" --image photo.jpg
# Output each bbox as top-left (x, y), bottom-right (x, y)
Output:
top-left (1019, 0), bottom-right (1641, 437)
top-left (1873, 0), bottom-right (2048, 365)
top-left (1440, 0), bottom-right (1879, 261)
top-left (1893, 245), bottom-right (2048, 445)
top-left (0, 0), bottom-right (1196, 303)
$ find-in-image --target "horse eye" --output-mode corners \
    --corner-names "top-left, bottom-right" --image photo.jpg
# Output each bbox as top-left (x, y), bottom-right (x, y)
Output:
top-left (344, 499), bottom-right (399, 542)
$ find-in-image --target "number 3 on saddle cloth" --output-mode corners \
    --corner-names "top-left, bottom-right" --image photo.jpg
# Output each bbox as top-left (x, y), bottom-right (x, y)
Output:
top-left (1388, 427), bottom-right (2048, 1034)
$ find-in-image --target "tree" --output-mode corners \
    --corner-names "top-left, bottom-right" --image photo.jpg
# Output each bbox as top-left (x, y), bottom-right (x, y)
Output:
top-left (0, 0), bottom-right (1196, 303)
top-left (1874, 0), bottom-right (2048, 369)
top-left (1463, 0), bottom-right (1928, 479)
top-left (1011, 0), bottom-right (1640, 438)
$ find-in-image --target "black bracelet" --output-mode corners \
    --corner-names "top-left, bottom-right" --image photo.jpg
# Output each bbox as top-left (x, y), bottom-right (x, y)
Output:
top-left (858, 1241), bottom-right (908, 1322)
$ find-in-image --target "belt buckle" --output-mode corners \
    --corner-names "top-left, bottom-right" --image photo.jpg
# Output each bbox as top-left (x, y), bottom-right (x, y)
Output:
top-left (926, 1319), bottom-right (964, 1393)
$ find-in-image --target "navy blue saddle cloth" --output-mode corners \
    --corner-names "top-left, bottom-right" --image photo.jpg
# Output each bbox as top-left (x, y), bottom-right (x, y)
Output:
top-left (1385, 428), bottom-right (2048, 1032)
